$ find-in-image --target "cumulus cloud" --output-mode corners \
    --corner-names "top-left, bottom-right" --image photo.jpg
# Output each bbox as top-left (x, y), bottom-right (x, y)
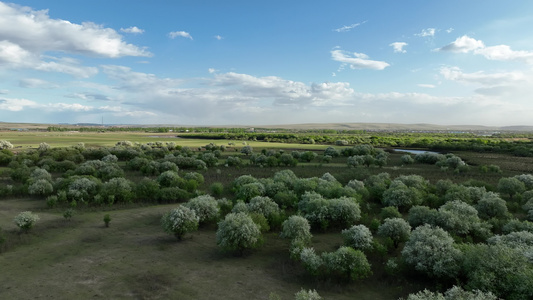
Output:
top-left (415, 28), bottom-right (436, 37)
top-left (333, 21), bottom-right (366, 32)
top-left (439, 35), bottom-right (533, 64)
top-left (0, 97), bottom-right (39, 111)
top-left (19, 78), bottom-right (58, 89)
top-left (208, 68), bottom-right (218, 74)
top-left (440, 66), bottom-right (525, 86)
top-left (390, 42), bottom-right (408, 53)
top-left (439, 35), bottom-right (485, 53)
top-left (214, 35), bottom-right (223, 40)
top-left (120, 26), bottom-right (144, 34)
top-left (169, 31), bottom-right (193, 39)
top-left (418, 84), bottom-right (436, 88)
top-left (65, 92), bottom-right (112, 101)
top-left (0, 2), bottom-right (151, 58)
top-left (476, 45), bottom-right (533, 64)
top-left (331, 49), bottom-right (390, 70)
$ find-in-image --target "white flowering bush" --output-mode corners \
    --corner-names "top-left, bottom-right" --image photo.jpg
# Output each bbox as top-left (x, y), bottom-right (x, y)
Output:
top-left (402, 224), bottom-right (461, 279)
top-left (246, 196), bottom-right (279, 220)
top-left (67, 177), bottom-right (100, 203)
top-left (378, 217), bottom-right (411, 248)
top-left (216, 212), bottom-right (262, 255)
top-left (157, 170), bottom-right (181, 188)
top-left (14, 211), bottom-right (40, 232)
top-left (342, 224), bottom-right (373, 251)
top-left (321, 246), bottom-right (372, 281)
top-left (0, 140), bottom-right (14, 149)
top-left (101, 154), bottom-right (118, 163)
top-left (28, 179), bottom-right (54, 196)
top-left (327, 196), bottom-right (361, 228)
top-left (37, 142), bottom-right (51, 152)
top-left (405, 286), bottom-right (498, 300)
top-left (161, 206), bottom-right (199, 240)
top-left (475, 192), bottom-right (508, 220)
top-left (300, 247), bottom-right (323, 276)
top-left (294, 288), bottom-right (322, 300)
top-left (280, 215), bottom-right (312, 242)
top-left (236, 182), bottom-right (265, 201)
top-left (438, 200), bottom-right (481, 235)
top-left (183, 195), bottom-right (220, 223)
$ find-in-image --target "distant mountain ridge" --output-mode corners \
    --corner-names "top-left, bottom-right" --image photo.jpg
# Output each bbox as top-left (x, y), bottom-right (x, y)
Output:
top-left (1, 122), bottom-right (533, 132)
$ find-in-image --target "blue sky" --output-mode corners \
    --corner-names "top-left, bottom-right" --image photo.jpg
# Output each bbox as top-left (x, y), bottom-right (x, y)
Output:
top-left (1, 1), bottom-right (533, 126)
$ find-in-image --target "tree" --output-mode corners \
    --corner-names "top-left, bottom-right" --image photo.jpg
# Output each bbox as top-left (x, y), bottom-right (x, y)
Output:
top-left (0, 140), bottom-right (14, 150)
top-left (475, 192), bottom-right (508, 220)
top-left (405, 286), bottom-right (498, 300)
top-left (402, 224), bottom-right (461, 279)
top-left (247, 196), bottom-right (280, 225)
top-left (28, 179), bottom-right (54, 196)
top-left (280, 215), bottom-right (312, 243)
top-left (321, 246), bottom-right (372, 281)
top-left (497, 177), bottom-right (526, 200)
top-left (240, 145), bottom-right (253, 156)
top-left (100, 177), bottom-right (134, 204)
top-left (382, 181), bottom-right (422, 210)
top-left (461, 243), bottom-right (533, 299)
top-left (184, 195), bottom-right (220, 223)
top-left (438, 200), bottom-right (482, 236)
top-left (294, 289), bottom-right (322, 300)
top-left (216, 212), bottom-right (262, 255)
top-left (342, 225), bottom-right (373, 251)
top-left (13, 211), bottom-right (40, 232)
top-left (161, 206), bottom-right (199, 240)
top-left (401, 154), bottom-right (414, 165)
top-left (378, 218), bottom-right (411, 248)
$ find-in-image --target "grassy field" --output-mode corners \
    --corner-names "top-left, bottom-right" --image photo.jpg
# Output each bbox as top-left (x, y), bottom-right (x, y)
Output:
top-left (1, 130), bottom-right (532, 299)
top-left (0, 130), bottom-right (329, 151)
top-left (0, 198), bottom-right (425, 300)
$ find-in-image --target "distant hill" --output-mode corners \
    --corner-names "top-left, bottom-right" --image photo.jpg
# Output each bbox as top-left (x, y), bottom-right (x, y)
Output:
top-left (1, 122), bottom-right (533, 132)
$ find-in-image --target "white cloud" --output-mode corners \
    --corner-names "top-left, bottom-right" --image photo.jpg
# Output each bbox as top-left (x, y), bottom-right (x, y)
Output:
top-left (439, 35), bottom-right (533, 64)
top-left (19, 78), bottom-right (58, 89)
top-left (390, 42), bottom-right (408, 53)
top-left (331, 49), bottom-right (390, 70)
top-left (65, 92), bottom-right (111, 101)
top-left (101, 65), bottom-right (183, 90)
top-left (446, 28), bottom-right (454, 33)
top-left (475, 45), bottom-right (533, 64)
top-left (418, 84), bottom-right (436, 88)
top-left (0, 97), bottom-right (39, 111)
top-left (208, 68), bottom-right (218, 74)
top-left (440, 66), bottom-right (525, 86)
top-left (415, 28), bottom-right (436, 37)
top-left (439, 35), bottom-right (485, 53)
top-left (333, 21), bottom-right (365, 32)
top-left (0, 2), bottom-right (151, 58)
top-left (169, 31), bottom-right (193, 40)
top-left (214, 35), bottom-right (223, 40)
top-left (120, 26), bottom-right (144, 34)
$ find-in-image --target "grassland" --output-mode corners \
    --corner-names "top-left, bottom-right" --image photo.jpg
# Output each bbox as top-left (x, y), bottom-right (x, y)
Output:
top-left (0, 129), bottom-right (532, 299)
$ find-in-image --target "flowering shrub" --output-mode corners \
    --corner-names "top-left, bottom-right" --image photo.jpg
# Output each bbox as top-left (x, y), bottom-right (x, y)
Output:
top-left (14, 211), bottom-right (40, 231)
top-left (300, 247), bottom-right (323, 276)
top-left (341, 225), bottom-right (373, 251)
top-left (280, 215), bottom-right (312, 242)
top-left (247, 196), bottom-right (279, 220)
top-left (321, 246), bottom-right (372, 281)
top-left (216, 212), bottom-right (261, 255)
top-left (378, 218), bottom-right (411, 248)
top-left (161, 206), bottom-right (199, 240)
top-left (184, 195), bottom-right (220, 223)
top-left (294, 289), bottom-right (322, 300)
top-left (402, 224), bottom-right (461, 279)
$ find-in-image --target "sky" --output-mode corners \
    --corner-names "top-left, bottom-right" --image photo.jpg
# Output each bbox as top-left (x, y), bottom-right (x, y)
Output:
top-left (1, 1), bottom-right (533, 126)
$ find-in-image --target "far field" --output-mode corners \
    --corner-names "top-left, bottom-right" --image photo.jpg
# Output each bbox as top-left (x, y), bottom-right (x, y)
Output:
top-left (1, 128), bottom-right (532, 299)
